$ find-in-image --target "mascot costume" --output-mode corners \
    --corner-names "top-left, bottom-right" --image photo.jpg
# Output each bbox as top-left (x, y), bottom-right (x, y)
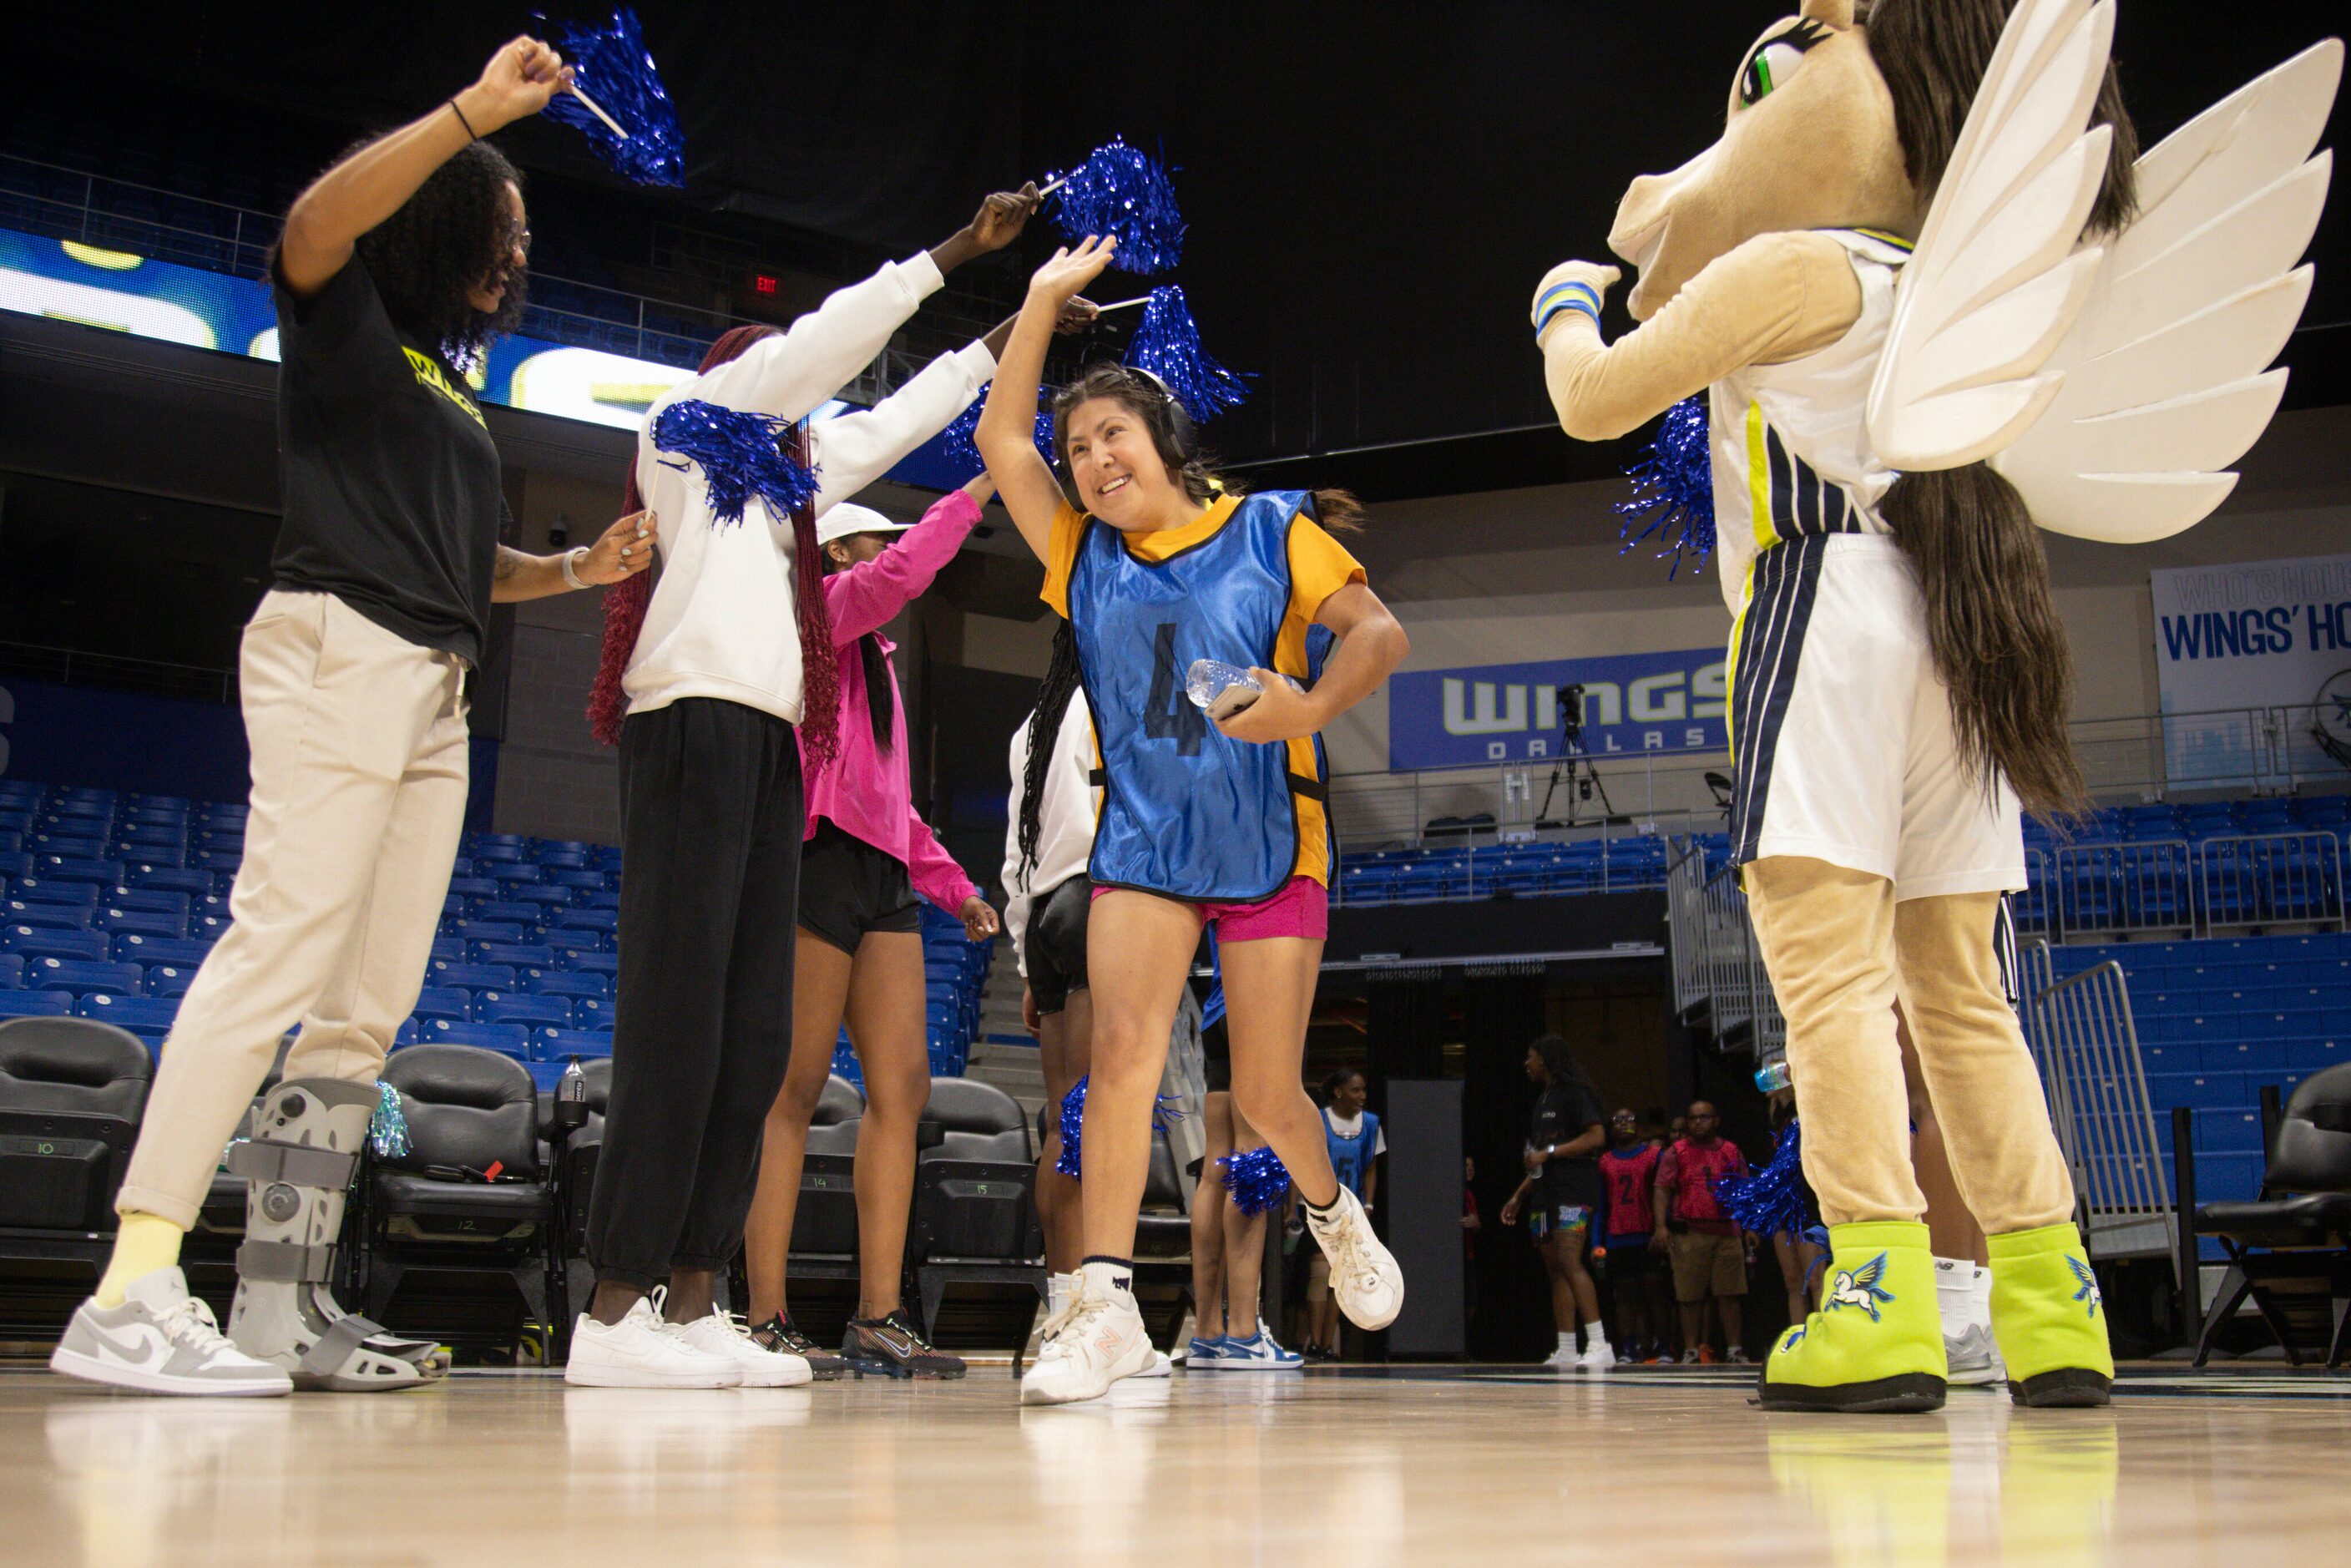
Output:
top-left (1535, 0), bottom-right (2337, 1410)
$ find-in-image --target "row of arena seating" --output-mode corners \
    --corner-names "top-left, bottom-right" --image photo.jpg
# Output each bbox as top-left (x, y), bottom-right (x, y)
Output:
top-left (2044, 932), bottom-right (2351, 1204)
top-left (0, 781), bottom-right (993, 1083)
top-left (0, 1017), bottom-right (1060, 1355)
top-left (1335, 792), bottom-right (2350, 912)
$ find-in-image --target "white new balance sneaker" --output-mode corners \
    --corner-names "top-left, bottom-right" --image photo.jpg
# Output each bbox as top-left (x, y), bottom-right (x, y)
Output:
top-left (1544, 1338), bottom-right (1580, 1370)
top-left (565, 1297), bottom-right (742, 1388)
top-left (50, 1268), bottom-right (291, 1397)
top-left (671, 1308), bottom-right (812, 1388)
top-left (1306, 1186), bottom-right (1403, 1331)
top-left (1576, 1338), bottom-right (1618, 1372)
top-left (1945, 1323), bottom-right (2007, 1387)
top-left (1021, 1275), bottom-right (1153, 1406)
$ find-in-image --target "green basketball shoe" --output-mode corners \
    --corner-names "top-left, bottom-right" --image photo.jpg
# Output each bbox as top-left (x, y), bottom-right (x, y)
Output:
top-left (1986, 1223), bottom-right (2114, 1408)
top-left (1759, 1221), bottom-right (1946, 1413)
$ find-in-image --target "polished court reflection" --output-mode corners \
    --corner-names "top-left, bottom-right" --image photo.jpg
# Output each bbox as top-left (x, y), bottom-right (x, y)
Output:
top-left (8, 1365), bottom-right (2350, 1565)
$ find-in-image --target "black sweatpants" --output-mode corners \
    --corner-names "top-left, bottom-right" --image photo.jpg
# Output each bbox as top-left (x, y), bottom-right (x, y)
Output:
top-left (588, 697), bottom-right (804, 1290)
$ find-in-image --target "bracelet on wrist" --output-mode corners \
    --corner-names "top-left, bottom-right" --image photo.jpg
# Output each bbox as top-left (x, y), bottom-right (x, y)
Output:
top-left (559, 548), bottom-right (589, 590)
top-left (448, 98), bottom-right (481, 142)
top-left (1535, 281), bottom-right (1604, 336)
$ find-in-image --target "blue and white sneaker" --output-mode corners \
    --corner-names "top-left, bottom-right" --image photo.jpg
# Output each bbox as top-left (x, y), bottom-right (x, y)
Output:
top-left (1202, 1328), bottom-right (1303, 1371)
top-left (1183, 1335), bottom-right (1233, 1369)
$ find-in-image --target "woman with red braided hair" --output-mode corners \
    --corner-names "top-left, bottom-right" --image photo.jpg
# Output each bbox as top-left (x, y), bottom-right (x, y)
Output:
top-left (564, 184), bottom-right (1059, 1389)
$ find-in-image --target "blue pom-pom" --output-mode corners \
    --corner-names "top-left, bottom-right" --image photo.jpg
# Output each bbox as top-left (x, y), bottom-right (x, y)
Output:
top-left (1714, 1117), bottom-right (1813, 1240)
top-left (940, 382), bottom-right (1058, 482)
top-left (539, 8), bottom-right (688, 187)
top-left (1615, 396), bottom-right (1716, 579)
top-left (1125, 286), bottom-right (1251, 422)
top-left (369, 1082), bottom-right (412, 1161)
top-left (1055, 1074), bottom-right (1185, 1179)
top-left (650, 398), bottom-right (820, 526)
top-left (1219, 1146), bottom-right (1291, 1216)
top-left (1046, 138), bottom-right (1185, 275)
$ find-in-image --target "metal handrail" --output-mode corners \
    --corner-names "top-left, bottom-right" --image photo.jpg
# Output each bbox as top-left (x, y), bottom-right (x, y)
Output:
top-left (2197, 830), bottom-right (2348, 935)
top-left (2020, 943), bottom-right (2177, 1268)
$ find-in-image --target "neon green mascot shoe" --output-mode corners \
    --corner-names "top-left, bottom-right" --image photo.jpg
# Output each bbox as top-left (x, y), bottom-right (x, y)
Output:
top-left (1986, 1223), bottom-right (2114, 1408)
top-left (1759, 1221), bottom-right (1946, 1413)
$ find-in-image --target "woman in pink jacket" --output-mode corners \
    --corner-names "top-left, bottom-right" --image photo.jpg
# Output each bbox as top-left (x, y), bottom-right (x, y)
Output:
top-left (742, 476), bottom-right (1000, 1379)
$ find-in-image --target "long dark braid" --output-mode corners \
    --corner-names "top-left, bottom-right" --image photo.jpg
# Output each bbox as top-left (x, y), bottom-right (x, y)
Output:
top-left (1017, 619), bottom-right (1084, 883)
top-left (857, 632), bottom-right (894, 751)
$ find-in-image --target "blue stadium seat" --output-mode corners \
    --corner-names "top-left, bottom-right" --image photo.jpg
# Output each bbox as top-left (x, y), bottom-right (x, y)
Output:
top-left (533, 1025), bottom-right (614, 1062)
top-left (473, 943), bottom-right (554, 968)
top-left (0, 953), bottom-right (20, 989)
top-left (544, 868), bottom-right (604, 890)
top-left (481, 994), bottom-right (571, 1029)
top-left (446, 878), bottom-right (499, 900)
top-left (411, 986), bottom-right (472, 1024)
top-left (4, 928), bottom-right (112, 964)
top-left (429, 961), bottom-right (517, 991)
top-left (556, 908), bottom-right (619, 936)
top-left (76, 993), bottom-right (179, 1041)
top-left (513, 886), bottom-right (571, 910)
top-left (28, 958), bottom-right (147, 997)
top-left (144, 964), bottom-right (198, 999)
top-left (469, 901), bottom-right (542, 927)
top-left (429, 937), bottom-right (465, 964)
top-left (3, 902), bottom-right (93, 931)
top-left (564, 952), bottom-right (620, 979)
top-left (106, 888), bottom-right (193, 919)
top-left (418, 1019), bottom-right (531, 1062)
top-left (124, 865), bottom-right (215, 896)
top-left (96, 908), bottom-right (186, 941)
top-left (568, 995), bottom-right (612, 1030)
top-left (488, 862), bottom-right (543, 885)
top-left (0, 989), bottom-right (73, 1020)
top-left (526, 971), bottom-right (608, 999)
top-left (36, 856), bottom-right (124, 886)
top-left (8, 879), bottom-right (100, 908)
top-left (454, 919), bottom-right (531, 945)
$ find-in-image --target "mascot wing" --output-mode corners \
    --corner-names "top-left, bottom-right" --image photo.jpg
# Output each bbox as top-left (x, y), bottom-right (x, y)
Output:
top-left (1990, 41), bottom-right (2340, 543)
top-left (1865, 0), bottom-right (2120, 474)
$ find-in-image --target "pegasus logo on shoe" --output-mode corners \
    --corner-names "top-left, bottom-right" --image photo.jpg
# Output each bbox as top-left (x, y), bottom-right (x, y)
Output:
top-left (1826, 1253), bottom-right (1895, 1323)
top-left (2067, 1257), bottom-right (2103, 1318)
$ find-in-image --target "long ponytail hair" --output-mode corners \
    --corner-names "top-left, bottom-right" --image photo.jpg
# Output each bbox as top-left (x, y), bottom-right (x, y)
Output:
top-left (817, 534), bottom-right (897, 753)
top-left (1862, 0), bottom-right (2137, 820)
top-left (1017, 619), bottom-right (1084, 883)
top-left (587, 326), bottom-right (842, 766)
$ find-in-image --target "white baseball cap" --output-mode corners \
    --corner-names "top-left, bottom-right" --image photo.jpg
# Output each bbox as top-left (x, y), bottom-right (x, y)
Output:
top-left (813, 503), bottom-right (912, 548)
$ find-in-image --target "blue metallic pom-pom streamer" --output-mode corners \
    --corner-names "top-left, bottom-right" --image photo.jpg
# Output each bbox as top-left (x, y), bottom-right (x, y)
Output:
top-left (538, 8), bottom-right (687, 186)
top-left (1615, 396), bottom-right (1716, 579)
top-left (369, 1082), bottom-right (412, 1160)
top-left (650, 398), bottom-right (820, 526)
top-left (1714, 1117), bottom-right (1813, 1241)
top-left (1219, 1145), bottom-right (1292, 1216)
top-left (1054, 1075), bottom-right (1185, 1179)
top-left (940, 382), bottom-right (1058, 481)
top-left (1125, 286), bottom-right (1251, 422)
top-left (1045, 138), bottom-right (1185, 275)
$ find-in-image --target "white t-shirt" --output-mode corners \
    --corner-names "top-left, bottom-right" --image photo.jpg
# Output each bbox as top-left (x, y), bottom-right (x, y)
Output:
top-left (624, 251), bottom-right (995, 726)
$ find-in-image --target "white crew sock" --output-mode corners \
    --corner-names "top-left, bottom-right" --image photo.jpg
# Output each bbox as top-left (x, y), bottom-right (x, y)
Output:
top-left (1557, 1330), bottom-right (1575, 1353)
top-left (1934, 1255), bottom-right (1973, 1338)
top-left (1078, 1258), bottom-right (1135, 1306)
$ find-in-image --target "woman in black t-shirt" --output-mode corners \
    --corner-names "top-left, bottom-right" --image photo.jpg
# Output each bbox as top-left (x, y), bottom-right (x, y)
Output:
top-left (56, 36), bottom-right (657, 1401)
top-left (1499, 1034), bottom-right (1612, 1369)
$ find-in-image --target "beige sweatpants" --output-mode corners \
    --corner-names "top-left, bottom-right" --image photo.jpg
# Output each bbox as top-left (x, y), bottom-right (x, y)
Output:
top-left (1742, 857), bottom-right (2074, 1237)
top-left (116, 590), bottom-right (470, 1228)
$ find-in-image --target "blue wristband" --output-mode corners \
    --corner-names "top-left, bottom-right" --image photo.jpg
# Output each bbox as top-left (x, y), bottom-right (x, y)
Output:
top-left (1536, 281), bottom-right (1603, 336)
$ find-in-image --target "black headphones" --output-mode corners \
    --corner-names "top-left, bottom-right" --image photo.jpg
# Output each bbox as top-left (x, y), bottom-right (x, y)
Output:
top-left (1125, 366), bottom-right (1199, 463)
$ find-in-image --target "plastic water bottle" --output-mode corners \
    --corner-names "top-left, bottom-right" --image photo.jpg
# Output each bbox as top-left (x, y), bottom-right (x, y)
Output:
top-left (1753, 1058), bottom-right (1792, 1095)
top-left (1186, 660), bottom-right (1302, 710)
top-left (554, 1056), bottom-right (589, 1136)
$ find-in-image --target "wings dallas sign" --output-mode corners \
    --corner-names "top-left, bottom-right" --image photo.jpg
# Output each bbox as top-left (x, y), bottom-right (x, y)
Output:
top-left (1386, 650), bottom-right (1728, 771)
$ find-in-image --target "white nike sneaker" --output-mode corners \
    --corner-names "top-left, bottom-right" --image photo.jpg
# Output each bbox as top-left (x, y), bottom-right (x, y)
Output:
top-left (1020, 1281), bottom-right (1153, 1406)
top-left (1544, 1339), bottom-right (1580, 1370)
top-left (1305, 1186), bottom-right (1403, 1331)
top-left (1206, 1328), bottom-right (1303, 1370)
top-left (50, 1267), bottom-right (291, 1397)
top-left (1576, 1338), bottom-right (1618, 1372)
top-left (565, 1297), bottom-right (743, 1388)
top-left (670, 1308), bottom-right (812, 1388)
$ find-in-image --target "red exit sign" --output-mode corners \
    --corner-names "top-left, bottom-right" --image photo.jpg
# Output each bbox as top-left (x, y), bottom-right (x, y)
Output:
top-left (753, 274), bottom-right (778, 296)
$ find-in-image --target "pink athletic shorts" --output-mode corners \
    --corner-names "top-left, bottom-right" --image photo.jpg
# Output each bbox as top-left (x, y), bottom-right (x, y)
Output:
top-left (1091, 874), bottom-right (1329, 942)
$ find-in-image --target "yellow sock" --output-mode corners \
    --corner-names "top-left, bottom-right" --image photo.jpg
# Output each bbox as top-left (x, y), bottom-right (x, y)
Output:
top-left (94, 1212), bottom-right (185, 1308)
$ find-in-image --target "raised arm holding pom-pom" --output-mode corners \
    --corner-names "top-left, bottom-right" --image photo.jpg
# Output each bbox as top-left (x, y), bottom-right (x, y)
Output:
top-left (978, 236), bottom-right (1120, 561)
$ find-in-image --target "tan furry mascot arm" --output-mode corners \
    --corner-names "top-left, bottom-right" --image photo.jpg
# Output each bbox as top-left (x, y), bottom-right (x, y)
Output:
top-left (1534, 234), bottom-right (1862, 441)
